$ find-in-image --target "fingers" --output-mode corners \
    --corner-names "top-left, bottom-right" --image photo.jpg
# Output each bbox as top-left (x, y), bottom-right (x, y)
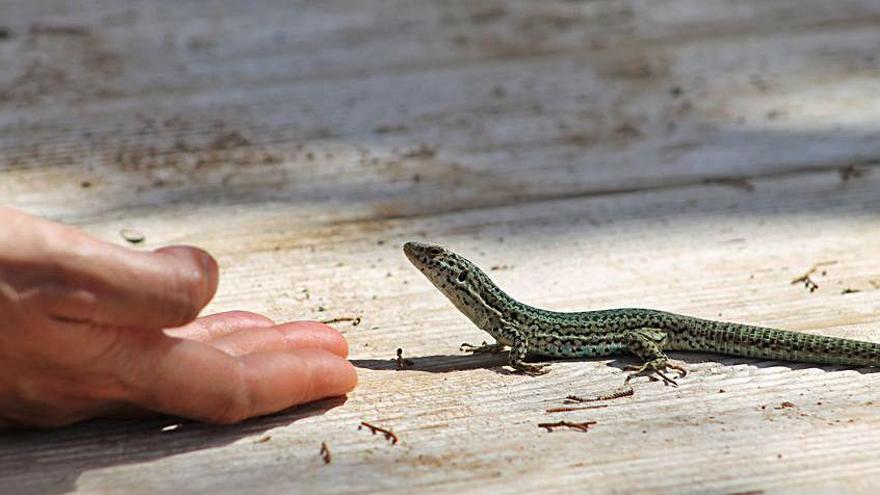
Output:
top-left (165, 311), bottom-right (275, 342)
top-left (137, 339), bottom-right (356, 423)
top-left (209, 321), bottom-right (349, 358)
top-left (165, 314), bottom-right (347, 358)
top-left (237, 349), bottom-right (357, 418)
top-left (34, 244), bottom-right (218, 329)
top-left (74, 244), bottom-right (219, 329)
top-left (102, 321), bottom-right (351, 422)
top-left (13, 209), bottom-right (220, 328)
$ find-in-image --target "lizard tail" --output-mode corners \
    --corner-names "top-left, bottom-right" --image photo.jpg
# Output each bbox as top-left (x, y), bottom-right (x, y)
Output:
top-left (670, 318), bottom-right (880, 367)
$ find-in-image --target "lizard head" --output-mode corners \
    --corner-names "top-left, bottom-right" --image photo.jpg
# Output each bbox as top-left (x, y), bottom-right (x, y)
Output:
top-left (404, 241), bottom-right (472, 282)
top-left (403, 241), bottom-right (500, 332)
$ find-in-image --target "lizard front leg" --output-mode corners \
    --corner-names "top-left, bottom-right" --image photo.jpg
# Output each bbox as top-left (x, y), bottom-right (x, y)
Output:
top-left (508, 329), bottom-right (549, 376)
top-left (623, 328), bottom-right (687, 386)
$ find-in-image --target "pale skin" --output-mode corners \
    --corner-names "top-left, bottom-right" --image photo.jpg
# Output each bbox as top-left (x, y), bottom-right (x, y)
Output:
top-left (0, 207), bottom-right (358, 428)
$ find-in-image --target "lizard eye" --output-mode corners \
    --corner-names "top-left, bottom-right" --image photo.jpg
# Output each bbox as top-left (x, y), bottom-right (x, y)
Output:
top-left (457, 270), bottom-right (468, 282)
top-left (428, 247), bottom-right (442, 257)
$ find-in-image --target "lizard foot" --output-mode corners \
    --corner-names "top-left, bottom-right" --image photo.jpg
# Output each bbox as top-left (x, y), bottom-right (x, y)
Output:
top-left (460, 341), bottom-right (506, 354)
top-left (512, 362), bottom-right (550, 376)
top-left (624, 360), bottom-right (687, 387)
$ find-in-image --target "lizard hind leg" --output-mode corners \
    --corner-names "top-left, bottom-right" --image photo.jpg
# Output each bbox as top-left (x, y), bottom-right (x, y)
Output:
top-left (623, 329), bottom-right (687, 387)
top-left (508, 331), bottom-right (549, 376)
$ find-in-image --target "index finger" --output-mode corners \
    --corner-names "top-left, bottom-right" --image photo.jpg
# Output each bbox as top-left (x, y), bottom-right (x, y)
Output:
top-left (130, 338), bottom-right (357, 423)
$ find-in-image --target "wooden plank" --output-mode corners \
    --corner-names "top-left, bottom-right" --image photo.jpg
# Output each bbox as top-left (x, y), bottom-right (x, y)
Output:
top-left (4, 169), bottom-right (880, 495)
top-left (2, 0), bottom-right (879, 222)
top-left (1, 1), bottom-right (880, 494)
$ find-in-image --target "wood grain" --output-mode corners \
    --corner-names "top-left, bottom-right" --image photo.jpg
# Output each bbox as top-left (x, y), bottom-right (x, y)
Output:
top-left (1, 1), bottom-right (879, 493)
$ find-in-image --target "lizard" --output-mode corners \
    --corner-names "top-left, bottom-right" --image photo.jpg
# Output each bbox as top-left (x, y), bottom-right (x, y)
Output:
top-left (403, 241), bottom-right (880, 385)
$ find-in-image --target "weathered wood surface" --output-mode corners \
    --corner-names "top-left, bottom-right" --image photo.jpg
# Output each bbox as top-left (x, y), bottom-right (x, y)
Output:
top-left (2, 1), bottom-right (880, 493)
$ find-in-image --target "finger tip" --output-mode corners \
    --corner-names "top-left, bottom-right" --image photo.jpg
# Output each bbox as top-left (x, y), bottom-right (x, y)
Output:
top-left (337, 356), bottom-right (358, 390)
top-left (155, 245), bottom-right (219, 293)
top-left (313, 321), bottom-right (350, 358)
top-left (300, 348), bottom-right (359, 395)
top-left (346, 362), bottom-right (359, 389)
top-left (328, 360), bottom-right (358, 397)
top-left (277, 321), bottom-right (350, 358)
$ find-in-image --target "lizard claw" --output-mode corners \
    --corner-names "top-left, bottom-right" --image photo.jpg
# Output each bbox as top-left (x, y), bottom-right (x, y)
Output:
top-left (513, 362), bottom-right (550, 376)
top-left (624, 360), bottom-right (686, 387)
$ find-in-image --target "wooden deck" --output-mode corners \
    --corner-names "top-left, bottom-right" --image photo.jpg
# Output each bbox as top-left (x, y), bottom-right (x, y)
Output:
top-left (2, 1), bottom-right (880, 493)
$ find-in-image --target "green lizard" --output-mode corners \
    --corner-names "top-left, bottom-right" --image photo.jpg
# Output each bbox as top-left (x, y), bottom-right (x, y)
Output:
top-left (404, 241), bottom-right (880, 385)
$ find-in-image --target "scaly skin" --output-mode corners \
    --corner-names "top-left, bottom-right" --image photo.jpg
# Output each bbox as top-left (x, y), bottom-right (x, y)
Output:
top-left (403, 242), bottom-right (880, 385)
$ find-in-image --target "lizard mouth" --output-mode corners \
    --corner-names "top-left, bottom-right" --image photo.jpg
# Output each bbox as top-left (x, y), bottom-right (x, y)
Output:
top-left (402, 242), bottom-right (421, 267)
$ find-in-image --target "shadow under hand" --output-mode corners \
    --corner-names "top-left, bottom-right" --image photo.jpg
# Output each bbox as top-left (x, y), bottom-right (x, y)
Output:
top-left (0, 396), bottom-right (347, 495)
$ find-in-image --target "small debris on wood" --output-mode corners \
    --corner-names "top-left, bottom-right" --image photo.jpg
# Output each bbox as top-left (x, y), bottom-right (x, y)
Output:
top-left (320, 442), bottom-right (332, 464)
top-left (256, 435), bottom-right (271, 443)
top-left (538, 421), bottom-right (597, 433)
top-left (401, 144), bottom-right (436, 159)
top-left (613, 123), bottom-right (642, 140)
top-left (564, 386), bottom-right (634, 404)
top-left (839, 164), bottom-right (868, 182)
top-left (320, 316), bottom-right (362, 326)
top-left (490, 264), bottom-right (513, 271)
top-left (372, 124), bottom-right (408, 134)
top-left (359, 421), bottom-right (399, 445)
top-left (120, 228), bottom-right (145, 244)
top-left (841, 288), bottom-right (861, 295)
top-left (395, 348), bottom-right (414, 370)
top-left (0, 27), bottom-right (11, 40)
top-left (701, 177), bottom-right (755, 192)
top-left (211, 131), bottom-right (250, 149)
top-left (790, 261), bottom-right (837, 292)
top-left (545, 404), bottom-right (608, 414)
top-left (161, 423), bottom-right (182, 433)
top-left (29, 23), bottom-right (90, 37)
top-left (776, 401), bottom-right (795, 409)
top-left (80, 180), bottom-right (92, 188)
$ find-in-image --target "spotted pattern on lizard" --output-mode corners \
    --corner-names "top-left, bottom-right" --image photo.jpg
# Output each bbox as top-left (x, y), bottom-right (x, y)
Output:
top-left (404, 241), bottom-right (880, 385)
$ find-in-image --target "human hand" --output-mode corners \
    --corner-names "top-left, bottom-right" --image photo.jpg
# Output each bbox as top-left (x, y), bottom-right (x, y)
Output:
top-left (0, 207), bottom-right (357, 428)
